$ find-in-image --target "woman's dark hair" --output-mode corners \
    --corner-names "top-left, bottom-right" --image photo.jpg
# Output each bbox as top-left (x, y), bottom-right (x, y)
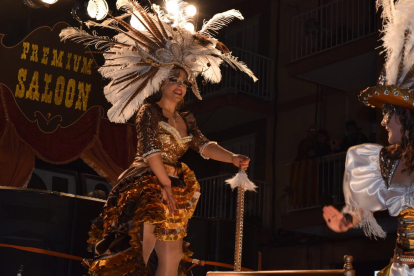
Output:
top-left (383, 104), bottom-right (414, 173)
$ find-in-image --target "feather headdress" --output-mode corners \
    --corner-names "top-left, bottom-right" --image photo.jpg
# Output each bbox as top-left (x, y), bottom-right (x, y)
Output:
top-left (360, 0), bottom-right (414, 111)
top-left (60, 0), bottom-right (258, 123)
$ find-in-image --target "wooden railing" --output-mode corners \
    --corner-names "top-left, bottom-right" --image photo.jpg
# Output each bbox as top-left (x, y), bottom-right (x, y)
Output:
top-left (207, 256), bottom-right (355, 276)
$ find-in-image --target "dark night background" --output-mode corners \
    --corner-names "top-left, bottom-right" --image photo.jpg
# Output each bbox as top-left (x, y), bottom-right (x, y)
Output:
top-left (0, 0), bottom-right (395, 275)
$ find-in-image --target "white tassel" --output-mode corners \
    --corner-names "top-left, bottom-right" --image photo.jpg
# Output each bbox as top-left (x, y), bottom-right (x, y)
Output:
top-left (342, 205), bottom-right (386, 239)
top-left (225, 171), bottom-right (257, 192)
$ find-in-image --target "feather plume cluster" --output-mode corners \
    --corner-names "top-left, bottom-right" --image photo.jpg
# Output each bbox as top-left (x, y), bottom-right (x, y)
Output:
top-left (199, 10), bottom-right (244, 38)
top-left (60, 0), bottom-right (258, 123)
top-left (378, 0), bottom-right (414, 88)
top-left (225, 171), bottom-right (257, 192)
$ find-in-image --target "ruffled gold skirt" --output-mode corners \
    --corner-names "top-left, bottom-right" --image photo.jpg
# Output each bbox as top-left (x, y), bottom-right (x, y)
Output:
top-left (86, 162), bottom-right (200, 276)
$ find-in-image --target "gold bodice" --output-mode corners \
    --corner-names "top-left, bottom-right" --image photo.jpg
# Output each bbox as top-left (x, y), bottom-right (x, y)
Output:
top-left (118, 103), bottom-right (210, 182)
top-left (158, 121), bottom-right (192, 165)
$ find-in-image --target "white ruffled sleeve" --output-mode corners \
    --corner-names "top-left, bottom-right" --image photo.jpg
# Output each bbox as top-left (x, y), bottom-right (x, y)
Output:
top-left (342, 143), bottom-right (388, 238)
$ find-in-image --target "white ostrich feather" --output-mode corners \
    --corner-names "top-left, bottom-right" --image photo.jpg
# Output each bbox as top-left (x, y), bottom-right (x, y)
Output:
top-left (60, 28), bottom-right (120, 50)
top-left (163, 0), bottom-right (191, 29)
top-left (381, 0), bottom-right (409, 85)
top-left (85, 14), bottom-right (131, 29)
top-left (103, 65), bottom-right (153, 103)
top-left (377, 0), bottom-right (414, 86)
top-left (97, 46), bottom-right (144, 77)
top-left (99, 61), bottom-right (147, 84)
top-left (393, 0), bottom-right (414, 85)
top-left (222, 54), bottom-right (258, 82)
top-left (117, 0), bottom-right (150, 13)
top-left (225, 171), bottom-right (257, 192)
top-left (107, 67), bottom-right (171, 123)
top-left (376, 0), bottom-right (396, 24)
top-left (105, 47), bottom-right (142, 65)
top-left (113, 32), bottom-right (137, 46)
top-left (199, 10), bottom-right (244, 38)
top-left (201, 56), bottom-right (223, 83)
top-left (117, 0), bottom-right (134, 11)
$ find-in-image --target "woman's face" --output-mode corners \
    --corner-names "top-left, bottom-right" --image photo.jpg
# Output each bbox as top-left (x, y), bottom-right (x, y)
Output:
top-left (381, 110), bottom-right (402, 144)
top-left (160, 68), bottom-right (189, 103)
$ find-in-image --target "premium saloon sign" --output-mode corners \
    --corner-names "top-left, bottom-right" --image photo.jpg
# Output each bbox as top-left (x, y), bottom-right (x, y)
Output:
top-left (0, 22), bottom-right (109, 132)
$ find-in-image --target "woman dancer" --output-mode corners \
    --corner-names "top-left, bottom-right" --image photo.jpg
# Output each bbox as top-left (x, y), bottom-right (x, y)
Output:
top-left (87, 67), bottom-right (249, 275)
top-left (323, 104), bottom-right (414, 275)
top-left (60, 0), bottom-right (257, 275)
top-left (322, 1), bottom-right (414, 274)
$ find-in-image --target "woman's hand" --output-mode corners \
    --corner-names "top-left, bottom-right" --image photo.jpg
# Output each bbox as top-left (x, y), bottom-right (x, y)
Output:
top-left (231, 155), bottom-right (250, 170)
top-left (323, 205), bottom-right (354, 233)
top-left (162, 185), bottom-right (176, 214)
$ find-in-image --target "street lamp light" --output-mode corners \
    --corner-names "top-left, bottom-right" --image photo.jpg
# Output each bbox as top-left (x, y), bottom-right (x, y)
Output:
top-left (87, 0), bottom-right (109, 21)
top-left (184, 22), bottom-right (195, 33)
top-left (163, 0), bottom-right (198, 33)
top-left (185, 5), bottom-right (196, 16)
top-left (165, 0), bottom-right (179, 14)
top-left (23, 0), bottom-right (58, 8)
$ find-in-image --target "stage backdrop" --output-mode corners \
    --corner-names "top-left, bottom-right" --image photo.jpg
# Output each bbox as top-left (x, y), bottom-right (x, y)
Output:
top-left (0, 22), bottom-right (137, 187)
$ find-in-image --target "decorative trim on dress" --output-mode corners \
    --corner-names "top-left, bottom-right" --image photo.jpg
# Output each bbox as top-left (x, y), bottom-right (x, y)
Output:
top-left (342, 204), bottom-right (386, 239)
top-left (142, 149), bottom-right (162, 162)
top-left (388, 159), bottom-right (401, 187)
top-left (159, 121), bottom-right (193, 145)
top-left (199, 141), bottom-right (217, 159)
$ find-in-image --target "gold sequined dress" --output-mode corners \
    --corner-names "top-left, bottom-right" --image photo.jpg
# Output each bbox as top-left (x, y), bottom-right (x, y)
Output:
top-left (86, 103), bottom-right (215, 276)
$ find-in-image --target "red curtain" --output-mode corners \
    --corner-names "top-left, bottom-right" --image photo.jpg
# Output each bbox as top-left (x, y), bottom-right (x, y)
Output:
top-left (0, 84), bottom-right (136, 187)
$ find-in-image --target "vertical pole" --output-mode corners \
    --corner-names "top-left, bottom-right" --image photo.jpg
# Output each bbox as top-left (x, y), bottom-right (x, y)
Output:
top-left (234, 186), bottom-right (245, 271)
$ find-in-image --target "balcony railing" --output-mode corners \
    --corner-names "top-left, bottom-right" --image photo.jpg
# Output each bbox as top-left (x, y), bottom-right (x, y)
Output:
top-left (188, 47), bottom-right (275, 102)
top-left (290, 0), bottom-right (377, 62)
top-left (286, 152), bottom-right (346, 212)
top-left (29, 166), bottom-right (273, 226)
top-left (194, 174), bottom-right (273, 227)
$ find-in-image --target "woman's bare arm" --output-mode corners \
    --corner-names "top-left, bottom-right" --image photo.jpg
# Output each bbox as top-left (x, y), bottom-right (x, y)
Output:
top-left (201, 143), bottom-right (250, 170)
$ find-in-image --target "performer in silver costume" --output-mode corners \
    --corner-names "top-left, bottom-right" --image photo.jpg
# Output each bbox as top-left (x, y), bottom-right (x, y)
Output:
top-left (323, 1), bottom-right (414, 275)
